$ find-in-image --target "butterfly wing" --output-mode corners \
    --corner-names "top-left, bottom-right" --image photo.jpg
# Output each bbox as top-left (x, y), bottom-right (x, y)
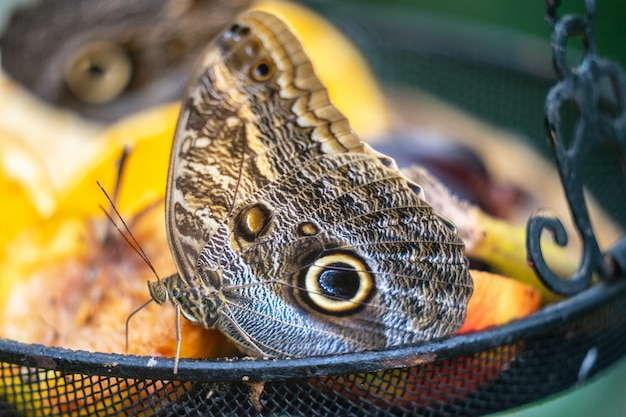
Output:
top-left (166, 10), bottom-right (472, 356)
top-left (166, 10), bottom-right (365, 283)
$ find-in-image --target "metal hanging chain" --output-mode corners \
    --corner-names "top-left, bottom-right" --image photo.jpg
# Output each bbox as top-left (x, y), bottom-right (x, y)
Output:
top-left (526, 0), bottom-right (626, 295)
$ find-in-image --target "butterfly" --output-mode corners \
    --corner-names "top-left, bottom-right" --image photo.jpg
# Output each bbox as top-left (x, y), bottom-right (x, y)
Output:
top-left (0, 0), bottom-right (252, 121)
top-left (149, 9), bottom-right (472, 371)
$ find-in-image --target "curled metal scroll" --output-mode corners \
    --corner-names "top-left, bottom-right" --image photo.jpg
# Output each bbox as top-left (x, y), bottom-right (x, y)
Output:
top-left (526, 0), bottom-right (626, 295)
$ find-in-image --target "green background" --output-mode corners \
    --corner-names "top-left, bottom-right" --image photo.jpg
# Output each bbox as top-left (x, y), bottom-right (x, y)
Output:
top-left (356, 0), bottom-right (626, 67)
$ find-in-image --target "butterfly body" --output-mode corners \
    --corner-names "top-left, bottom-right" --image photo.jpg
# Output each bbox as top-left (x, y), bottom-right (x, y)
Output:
top-left (155, 10), bottom-right (472, 359)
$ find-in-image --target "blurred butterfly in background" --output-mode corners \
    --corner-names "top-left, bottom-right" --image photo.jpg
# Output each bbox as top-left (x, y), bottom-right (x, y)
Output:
top-left (0, 0), bottom-right (251, 121)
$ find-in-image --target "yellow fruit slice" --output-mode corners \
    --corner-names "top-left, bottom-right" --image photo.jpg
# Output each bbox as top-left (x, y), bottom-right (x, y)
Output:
top-left (0, 133), bottom-right (57, 245)
top-left (458, 270), bottom-right (542, 334)
top-left (469, 211), bottom-right (575, 303)
top-left (55, 103), bottom-right (180, 218)
top-left (0, 215), bottom-right (88, 343)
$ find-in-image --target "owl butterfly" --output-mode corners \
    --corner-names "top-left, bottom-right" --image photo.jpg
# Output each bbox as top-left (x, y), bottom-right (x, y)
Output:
top-left (150, 9), bottom-right (472, 371)
top-left (0, 0), bottom-right (251, 121)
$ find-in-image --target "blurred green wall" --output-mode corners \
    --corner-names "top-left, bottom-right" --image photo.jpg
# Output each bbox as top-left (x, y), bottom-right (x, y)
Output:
top-left (357, 0), bottom-right (626, 67)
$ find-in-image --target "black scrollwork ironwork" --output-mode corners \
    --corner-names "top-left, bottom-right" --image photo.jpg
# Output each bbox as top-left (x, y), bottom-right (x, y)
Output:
top-left (526, 0), bottom-right (626, 295)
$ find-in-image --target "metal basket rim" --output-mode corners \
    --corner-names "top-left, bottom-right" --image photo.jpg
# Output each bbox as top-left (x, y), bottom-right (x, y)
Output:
top-left (0, 278), bottom-right (623, 382)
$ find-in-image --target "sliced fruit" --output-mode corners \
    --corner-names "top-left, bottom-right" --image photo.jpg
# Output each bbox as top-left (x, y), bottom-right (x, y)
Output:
top-left (458, 269), bottom-right (542, 334)
top-left (0, 133), bottom-right (56, 247)
top-left (468, 211), bottom-right (575, 304)
top-left (55, 103), bottom-right (179, 218)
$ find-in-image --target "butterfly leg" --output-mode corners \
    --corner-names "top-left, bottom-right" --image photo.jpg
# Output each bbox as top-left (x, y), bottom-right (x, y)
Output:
top-left (173, 304), bottom-right (182, 374)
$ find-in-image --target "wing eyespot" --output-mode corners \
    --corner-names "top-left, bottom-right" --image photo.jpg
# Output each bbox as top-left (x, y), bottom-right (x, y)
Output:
top-left (297, 252), bottom-right (374, 315)
top-left (295, 221), bottom-right (320, 237)
top-left (250, 59), bottom-right (274, 82)
top-left (64, 41), bottom-right (132, 104)
top-left (235, 203), bottom-right (273, 242)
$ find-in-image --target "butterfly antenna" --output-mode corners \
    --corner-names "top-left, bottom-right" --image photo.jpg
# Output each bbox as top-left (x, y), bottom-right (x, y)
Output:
top-left (97, 181), bottom-right (161, 281)
top-left (97, 147), bottom-right (168, 357)
top-left (97, 164), bottom-right (162, 355)
top-left (113, 145), bottom-right (130, 205)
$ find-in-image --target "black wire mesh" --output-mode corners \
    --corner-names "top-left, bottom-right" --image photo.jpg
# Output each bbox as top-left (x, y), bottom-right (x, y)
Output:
top-left (0, 280), bottom-right (624, 416)
top-left (0, 1), bottom-right (625, 416)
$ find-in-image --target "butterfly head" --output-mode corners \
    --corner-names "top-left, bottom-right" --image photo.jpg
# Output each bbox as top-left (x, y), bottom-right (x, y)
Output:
top-left (148, 274), bottom-right (221, 328)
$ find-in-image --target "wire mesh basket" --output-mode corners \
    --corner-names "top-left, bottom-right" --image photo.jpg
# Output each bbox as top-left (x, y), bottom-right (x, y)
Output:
top-left (1, 1), bottom-right (625, 416)
top-left (0, 279), bottom-right (625, 416)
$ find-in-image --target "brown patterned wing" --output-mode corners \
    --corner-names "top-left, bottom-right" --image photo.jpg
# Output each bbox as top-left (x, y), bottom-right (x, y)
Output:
top-left (165, 10), bottom-right (366, 283)
top-left (164, 9), bottom-right (472, 357)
